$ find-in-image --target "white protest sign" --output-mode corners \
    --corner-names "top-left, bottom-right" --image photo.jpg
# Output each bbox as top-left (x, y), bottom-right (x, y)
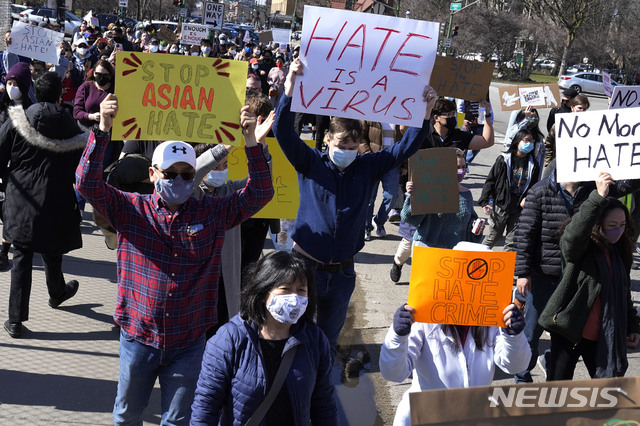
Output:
top-left (555, 107), bottom-right (640, 182)
top-left (609, 86), bottom-right (640, 110)
top-left (181, 23), bottom-right (209, 45)
top-left (243, 30), bottom-right (251, 43)
top-left (271, 28), bottom-right (290, 45)
top-left (119, 0), bottom-right (128, 7)
top-left (602, 71), bottom-right (613, 98)
top-left (8, 21), bottom-right (63, 65)
top-left (293, 5), bottom-right (438, 127)
top-left (83, 11), bottom-right (99, 27)
top-left (518, 86), bottom-right (545, 107)
top-left (202, 2), bottom-right (224, 29)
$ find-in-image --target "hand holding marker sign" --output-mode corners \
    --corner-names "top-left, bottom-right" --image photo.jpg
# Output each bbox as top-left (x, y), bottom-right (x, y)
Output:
top-left (292, 5), bottom-right (438, 127)
top-left (112, 52), bottom-right (247, 144)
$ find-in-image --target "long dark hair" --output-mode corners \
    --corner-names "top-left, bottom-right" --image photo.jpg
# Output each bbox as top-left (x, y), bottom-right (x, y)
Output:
top-left (515, 108), bottom-right (544, 142)
top-left (560, 197), bottom-right (635, 270)
top-left (240, 251), bottom-right (317, 327)
top-left (86, 59), bottom-right (115, 85)
top-left (441, 325), bottom-right (490, 353)
top-left (506, 129), bottom-right (535, 156)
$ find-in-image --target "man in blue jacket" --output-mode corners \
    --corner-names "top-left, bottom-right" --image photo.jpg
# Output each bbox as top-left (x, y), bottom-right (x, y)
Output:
top-left (273, 59), bottom-right (437, 359)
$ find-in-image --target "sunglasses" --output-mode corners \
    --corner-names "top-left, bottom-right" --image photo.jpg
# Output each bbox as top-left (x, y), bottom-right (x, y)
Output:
top-left (154, 166), bottom-right (195, 181)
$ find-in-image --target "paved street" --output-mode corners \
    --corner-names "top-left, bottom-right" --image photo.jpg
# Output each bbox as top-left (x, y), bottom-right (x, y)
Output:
top-left (0, 84), bottom-right (638, 425)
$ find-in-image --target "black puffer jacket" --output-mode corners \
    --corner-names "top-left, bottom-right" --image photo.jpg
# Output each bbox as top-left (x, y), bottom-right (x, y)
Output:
top-left (0, 103), bottom-right (88, 253)
top-left (514, 170), bottom-right (640, 278)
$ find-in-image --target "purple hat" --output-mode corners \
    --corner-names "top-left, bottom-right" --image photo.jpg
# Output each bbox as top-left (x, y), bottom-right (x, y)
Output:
top-left (6, 62), bottom-right (32, 93)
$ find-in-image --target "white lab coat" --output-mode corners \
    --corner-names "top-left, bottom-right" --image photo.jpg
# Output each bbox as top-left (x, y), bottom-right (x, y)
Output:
top-left (380, 323), bottom-right (531, 426)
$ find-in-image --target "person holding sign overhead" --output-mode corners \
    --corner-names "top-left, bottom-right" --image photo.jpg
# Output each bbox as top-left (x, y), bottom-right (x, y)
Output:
top-left (380, 258), bottom-right (529, 426)
top-left (421, 98), bottom-right (494, 151)
top-left (273, 58), bottom-right (437, 360)
top-left (75, 94), bottom-right (274, 425)
top-left (539, 172), bottom-right (640, 380)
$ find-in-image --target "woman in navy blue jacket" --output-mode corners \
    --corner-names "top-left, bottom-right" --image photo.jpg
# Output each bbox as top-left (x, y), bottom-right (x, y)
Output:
top-left (191, 251), bottom-right (338, 425)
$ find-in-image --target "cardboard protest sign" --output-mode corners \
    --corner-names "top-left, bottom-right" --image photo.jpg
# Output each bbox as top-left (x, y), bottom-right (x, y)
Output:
top-left (429, 56), bottom-right (493, 101)
top-left (157, 25), bottom-right (178, 44)
top-left (181, 23), bottom-right (210, 45)
top-left (602, 71), bottom-right (613, 98)
top-left (293, 5), bottom-right (438, 127)
top-left (202, 1), bottom-right (224, 29)
top-left (8, 21), bottom-right (64, 65)
top-left (498, 84), bottom-right (561, 111)
top-left (409, 376), bottom-right (640, 426)
top-left (408, 246), bottom-right (515, 327)
top-left (112, 52), bottom-right (247, 144)
top-left (408, 148), bottom-right (459, 215)
top-left (226, 138), bottom-right (315, 219)
top-left (609, 85), bottom-right (640, 110)
top-left (555, 107), bottom-right (640, 182)
top-left (258, 30), bottom-right (273, 44)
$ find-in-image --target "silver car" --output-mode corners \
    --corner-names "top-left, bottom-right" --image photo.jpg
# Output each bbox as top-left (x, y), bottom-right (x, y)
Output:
top-left (558, 71), bottom-right (617, 95)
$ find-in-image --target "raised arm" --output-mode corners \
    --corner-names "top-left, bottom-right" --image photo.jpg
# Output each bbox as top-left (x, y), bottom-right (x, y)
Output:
top-left (468, 99), bottom-right (494, 150)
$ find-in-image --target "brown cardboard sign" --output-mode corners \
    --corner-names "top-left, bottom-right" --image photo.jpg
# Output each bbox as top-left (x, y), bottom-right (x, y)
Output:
top-left (157, 25), bottom-right (177, 44)
top-left (409, 376), bottom-right (640, 425)
top-left (429, 56), bottom-right (494, 101)
top-left (408, 148), bottom-right (459, 215)
top-left (258, 30), bottom-right (273, 44)
top-left (498, 83), bottom-right (562, 111)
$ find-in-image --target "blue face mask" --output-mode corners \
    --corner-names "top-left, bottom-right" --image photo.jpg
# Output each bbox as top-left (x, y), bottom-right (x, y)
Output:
top-left (330, 146), bottom-right (358, 169)
top-left (154, 176), bottom-right (194, 205)
top-left (519, 141), bottom-right (534, 154)
top-left (204, 169), bottom-right (228, 187)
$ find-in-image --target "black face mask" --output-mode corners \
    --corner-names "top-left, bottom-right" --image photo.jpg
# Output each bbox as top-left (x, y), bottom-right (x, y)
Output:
top-left (445, 117), bottom-right (457, 131)
top-left (95, 74), bottom-right (111, 87)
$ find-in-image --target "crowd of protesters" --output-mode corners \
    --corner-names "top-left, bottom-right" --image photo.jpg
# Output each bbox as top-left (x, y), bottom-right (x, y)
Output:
top-left (0, 13), bottom-right (639, 426)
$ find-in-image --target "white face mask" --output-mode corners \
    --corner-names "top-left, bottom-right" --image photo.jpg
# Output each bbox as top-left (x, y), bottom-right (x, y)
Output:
top-left (267, 293), bottom-right (308, 324)
top-left (76, 47), bottom-right (87, 56)
top-left (201, 46), bottom-right (211, 55)
top-left (149, 45), bottom-right (159, 53)
top-left (170, 48), bottom-right (178, 54)
top-left (330, 146), bottom-right (358, 169)
top-left (191, 52), bottom-right (199, 56)
top-left (7, 84), bottom-right (21, 101)
top-left (229, 49), bottom-right (236, 56)
top-left (255, 49), bottom-right (261, 55)
top-left (203, 168), bottom-right (228, 187)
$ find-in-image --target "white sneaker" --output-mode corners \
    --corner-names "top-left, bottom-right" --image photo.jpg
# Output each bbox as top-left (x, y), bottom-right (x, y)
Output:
top-left (374, 223), bottom-right (386, 238)
top-left (364, 228), bottom-right (372, 241)
top-left (537, 353), bottom-right (547, 379)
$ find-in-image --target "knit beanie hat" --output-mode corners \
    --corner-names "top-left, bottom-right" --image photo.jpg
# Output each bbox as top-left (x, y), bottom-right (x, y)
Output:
top-left (6, 62), bottom-right (33, 93)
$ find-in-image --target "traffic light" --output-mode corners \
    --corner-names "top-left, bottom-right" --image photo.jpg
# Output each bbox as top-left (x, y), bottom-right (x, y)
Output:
top-left (173, 0), bottom-right (179, 6)
top-left (452, 25), bottom-right (459, 37)
top-left (439, 22), bottom-right (445, 37)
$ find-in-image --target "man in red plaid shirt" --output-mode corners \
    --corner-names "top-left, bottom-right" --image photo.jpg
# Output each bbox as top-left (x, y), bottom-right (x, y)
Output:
top-left (76, 94), bottom-right (273, 425)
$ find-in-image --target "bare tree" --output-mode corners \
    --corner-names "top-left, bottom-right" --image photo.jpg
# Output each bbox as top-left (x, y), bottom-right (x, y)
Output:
top-left (527, 0), bottom-right (609, 75)
top-left (1, 0), bottom-right (11, 50)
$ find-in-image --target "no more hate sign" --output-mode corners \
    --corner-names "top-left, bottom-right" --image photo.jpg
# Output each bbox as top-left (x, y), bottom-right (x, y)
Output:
top-left (555, 107), bottom-right (640, 182)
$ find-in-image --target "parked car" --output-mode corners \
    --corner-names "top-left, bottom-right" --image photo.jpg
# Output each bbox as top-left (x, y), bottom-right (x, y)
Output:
top-left (566, 64), bottom-right (588, 73)
top-left (558, 71), bottom-right (618, 95)
top-left (11, 4), bottom-right (28, 22)
top-left (96, 14), bottom-right (138, 31)
top-left (534, 59), bottom-right (555, 70)
top-left (19, 8), bottom-right (82, 36)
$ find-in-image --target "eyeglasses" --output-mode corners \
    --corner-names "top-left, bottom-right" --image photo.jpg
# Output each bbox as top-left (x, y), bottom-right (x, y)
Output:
top-left (154, 166), bottom-right (195, 181)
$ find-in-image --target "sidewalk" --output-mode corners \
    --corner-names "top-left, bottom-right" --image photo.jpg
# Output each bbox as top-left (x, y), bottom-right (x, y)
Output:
top-left (0, 212), bottom-right (163, 425)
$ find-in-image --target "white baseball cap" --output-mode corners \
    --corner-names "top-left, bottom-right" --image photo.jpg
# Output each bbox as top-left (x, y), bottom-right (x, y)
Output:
top-left (152, 141), bottom-right (196, 170)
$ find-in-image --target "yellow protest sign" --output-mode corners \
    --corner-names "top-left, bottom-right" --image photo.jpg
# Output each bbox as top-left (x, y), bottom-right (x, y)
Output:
top-left (112, 52), bottom-right (247, 145)
top-left (226, 137), bottom-right (314, 219)
top-left (408, 246), bottom-right (515, 327)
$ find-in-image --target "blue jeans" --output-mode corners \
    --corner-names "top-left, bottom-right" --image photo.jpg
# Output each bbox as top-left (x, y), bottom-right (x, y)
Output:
top-left (514, 273), bottom-right (558, 383)
top-left (464, 125), bottom-right (484, 164)
top-left (365, 167), bottom-right (400, 230)
top-left (113, 330), bottom-right (206, 425)
top-left (315, 263), bottom-right (357, 361)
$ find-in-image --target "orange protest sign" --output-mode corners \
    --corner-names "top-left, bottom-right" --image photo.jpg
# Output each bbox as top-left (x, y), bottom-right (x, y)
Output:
top-left (408, 246), bottom-right (515, 327)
